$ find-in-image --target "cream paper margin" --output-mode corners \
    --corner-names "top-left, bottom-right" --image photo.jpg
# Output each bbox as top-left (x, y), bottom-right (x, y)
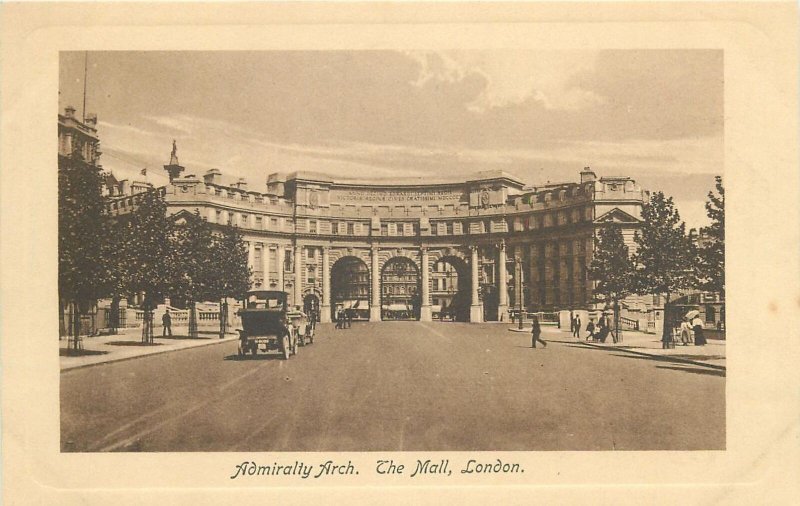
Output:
top-left (1, 2), bottom-right (798, 504)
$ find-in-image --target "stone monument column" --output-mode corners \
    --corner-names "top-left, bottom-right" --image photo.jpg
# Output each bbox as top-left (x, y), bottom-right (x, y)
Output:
top-left (419, 248), bottom-right (432, 321)
top-left (276, 244), bottom-right (285, 291)
top-left (294, 244), bottom-right (303, 308)
top-left (261, 242), bottom-right (270, 288)
top-left (321, 247), bottom-right (331, 323)
top-left (498, 240), bottom-right (509, 321)
top-left (370, 247), bottom-right (381, 322)
top-left (247, 241), bottom-right (255, 288)
top-left (470, 246), bottom-right (483, 323)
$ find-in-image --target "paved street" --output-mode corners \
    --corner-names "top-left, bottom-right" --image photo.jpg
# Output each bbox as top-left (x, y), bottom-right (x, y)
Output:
top-left (61, 322), bottom-right (725, 452)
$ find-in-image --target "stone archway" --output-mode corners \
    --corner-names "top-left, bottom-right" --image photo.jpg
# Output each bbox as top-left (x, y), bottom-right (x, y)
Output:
top-left (330, 256), bottom-right (370, 321)
top-left (380, 256), bottom-right (420, 321)
top-left (431, 255), bottom-right (471, 322)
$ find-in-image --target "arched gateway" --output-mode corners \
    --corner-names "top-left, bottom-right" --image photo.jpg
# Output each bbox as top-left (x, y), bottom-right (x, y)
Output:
top-left (123, 165), bottom-right (650, 324)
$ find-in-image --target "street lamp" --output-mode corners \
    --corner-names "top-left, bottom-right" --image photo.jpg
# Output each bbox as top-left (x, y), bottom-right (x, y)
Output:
top-left (516, 258), bottom-right (524, 330)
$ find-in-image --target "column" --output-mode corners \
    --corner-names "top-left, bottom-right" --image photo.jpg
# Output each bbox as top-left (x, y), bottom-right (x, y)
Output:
top-left (247, 241), bottom-right (256, 288)
top-left (497, 240), bottom-right (509, 321)
top-left (276, 244), bottom-right (285, 291)
top-left (261, 242), bottom-right (270, 288)
top-left (419, 248), bottom-right (432, 321)
top-left (294, 243), bottom-right (303, 308)
top-left (370, 247), bottom-right (381, 322)
top-left (321, 247), bottom-right (331, 323)
top-left (470, 246), bottom-right (483, 323)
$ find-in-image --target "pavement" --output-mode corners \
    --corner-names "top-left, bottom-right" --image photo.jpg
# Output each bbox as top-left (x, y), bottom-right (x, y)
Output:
top-left (61, 321), bottom-right (725, 452)
top-left (59, 327), bottom-right (239, 371)
top-left (510, 325), bottom-right (726, 370)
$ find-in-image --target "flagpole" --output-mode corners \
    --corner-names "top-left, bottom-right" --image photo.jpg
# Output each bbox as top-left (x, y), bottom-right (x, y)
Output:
top-left (82, 51), bottom-right (88, 123)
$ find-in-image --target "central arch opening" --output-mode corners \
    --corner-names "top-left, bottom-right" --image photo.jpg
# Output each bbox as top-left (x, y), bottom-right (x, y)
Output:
top-left (330, 256), bottom-right (370, 321)
top-left (381, 257), bottom-right (420, 321)
top-left (431, 256), bottom-right (471, 322)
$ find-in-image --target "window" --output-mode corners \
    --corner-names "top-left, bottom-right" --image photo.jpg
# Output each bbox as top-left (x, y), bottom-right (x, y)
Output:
top-left (254, 196), bottom-right (263, 204)
top-left (216, 210), bottom-right (222, 222)
top-left (484, 220), bottom-right (492, 233)
top-left (381, 223), bottom-right (388, 236)
top-left (430, 222), bottom-right (438, 235)
top-left (446, 222), bottom-right (453, 235)
top-left (309, 220), bottom-right (317, 234)
top-left (256, 216), bottom-right (263, 228)
top-left (308, 248), bottom-right (316, 260)
top-left (270, 217), bottom-right (278, 229)
top-left (347, 222), bottom-right (355, 235)
top-left (332, 222), bottom-right (339, 235)
top-left (241, 214), bottom-right (249, 227)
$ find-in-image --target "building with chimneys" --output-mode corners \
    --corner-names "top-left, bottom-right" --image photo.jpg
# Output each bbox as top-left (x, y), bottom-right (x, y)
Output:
top-left (108, 143), bottom-right (658, 328)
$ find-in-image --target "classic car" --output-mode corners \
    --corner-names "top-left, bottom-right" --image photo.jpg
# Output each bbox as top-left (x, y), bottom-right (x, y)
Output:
top-left (236, 290), bottom-right (298, 359)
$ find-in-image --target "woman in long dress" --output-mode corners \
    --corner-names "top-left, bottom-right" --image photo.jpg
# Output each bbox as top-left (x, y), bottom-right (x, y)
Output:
top-left (680, 317), bottom-right (693, 346)
top-left (691, 316), bottom-right (707, 346)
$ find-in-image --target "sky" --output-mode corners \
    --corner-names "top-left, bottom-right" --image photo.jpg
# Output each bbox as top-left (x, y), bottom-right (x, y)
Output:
top-left (59, 50), bottom-right (723, 229)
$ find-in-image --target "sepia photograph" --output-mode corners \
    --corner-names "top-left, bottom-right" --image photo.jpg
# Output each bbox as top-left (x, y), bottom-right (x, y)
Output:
top-left (58, 49), bottom-right (726, 453)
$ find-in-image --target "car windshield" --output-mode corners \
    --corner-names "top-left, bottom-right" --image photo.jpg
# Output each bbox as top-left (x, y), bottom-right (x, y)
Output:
top-left (246, 294), bottom-right (285, 310)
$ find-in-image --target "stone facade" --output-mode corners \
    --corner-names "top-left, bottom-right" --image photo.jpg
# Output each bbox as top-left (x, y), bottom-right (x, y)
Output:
top-left (106, 163), bottom-right (651, 324)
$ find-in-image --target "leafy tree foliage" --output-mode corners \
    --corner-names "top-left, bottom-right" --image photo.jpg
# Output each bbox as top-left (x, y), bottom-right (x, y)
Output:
top-left (633, 192), bottom-right (697, 341)
top-left (58, 152), bottom-right (107, 345)
top-left (698, 176), bottom-right (725, 296)
top-left (215, 223), bottom-right (252, 301)
top-left (589, 225), bottom-right (636, 340)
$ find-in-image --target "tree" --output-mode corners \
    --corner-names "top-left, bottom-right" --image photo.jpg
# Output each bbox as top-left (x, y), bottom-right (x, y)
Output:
top-left (172, 211), bottom-right (217, 338)
top-left (633, 192), bottom-right (697, 343)
top-left (212, 224), bottom-right (251, 337)
top-left (589, 225), bottom-right (636, 342)
top-left (59, 152), bottom-right (107, 349)
top-left (126, 189), bottom-right (175, 343)
top-left (698, 176), bottom-right (724, 297)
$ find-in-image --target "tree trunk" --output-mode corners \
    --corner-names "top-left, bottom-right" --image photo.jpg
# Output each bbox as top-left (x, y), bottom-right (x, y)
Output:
top-left (219, 298), bottom-right (226, 339)
top-left (189, 299), bottom-right (198, 339)
top-left (110, 296), bottom-right (120, 335)
top-left (613, 300), bottom-right (621, 344)
top-left (661, 292), bottom-right (672, 344)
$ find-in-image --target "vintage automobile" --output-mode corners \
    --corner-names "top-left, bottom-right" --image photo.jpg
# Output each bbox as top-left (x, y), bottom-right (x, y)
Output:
top-left (286, 307), bottom-right (315, 347)
top-left (236, 290), bottom-right (298, 359)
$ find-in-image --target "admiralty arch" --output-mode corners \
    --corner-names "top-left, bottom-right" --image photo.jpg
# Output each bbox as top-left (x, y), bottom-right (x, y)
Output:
top-left (106, 161), bottom-right (649, 324)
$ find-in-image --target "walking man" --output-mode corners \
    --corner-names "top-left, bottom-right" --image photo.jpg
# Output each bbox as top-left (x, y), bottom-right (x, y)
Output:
top-left (345, 308), bottom-right (353, 328)
top-left (162, 309), bottom-right (172, 337)
top-left (573, 315), bottom-right (581, 339)
top-left (531, 315), bottom-right (547, 348)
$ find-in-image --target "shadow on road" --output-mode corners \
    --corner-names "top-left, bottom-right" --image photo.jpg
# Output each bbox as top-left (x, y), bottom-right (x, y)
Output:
top-left (59, 348), bottom-right (109, 357)
top-left (608, 353), bottom-right (725, 376)
top-left (223, 353), bottom-right (285, 361)
top-left (105, 341), bottom-right (164, 347)
top-left (654, 364), bottom-right (726, 377)
top-left (157, 335), bottom-right (216, 341)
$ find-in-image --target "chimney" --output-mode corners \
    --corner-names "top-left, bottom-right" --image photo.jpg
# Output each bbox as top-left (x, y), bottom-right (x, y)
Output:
top-left (119, 179), bottom-right (129, 195)
top-left (203, 168), bottom-right (221, 185)
top-left (234, 177), bottom-right (248, 189)
top-left (85, 113), bottom-right (97, 127)
top-left (64, 106), bottom-right (76, 118)
top-left (580, 166), bottom-right (597, 183)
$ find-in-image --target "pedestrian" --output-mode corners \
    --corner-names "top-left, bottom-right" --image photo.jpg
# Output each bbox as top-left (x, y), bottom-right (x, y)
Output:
top-left (531, 315), bottom-right (547, 348)
top-left (596, 317), bottom-right (609, 343)
top-left (334, 309), bottom-right (343, 330)
top-left (346, 308), bottom-right (353, 328)
top-left (692, 315), bottom-right (707, 346)
top-left (661, 327), bottom-right (673, 349)
top-left (680, 317), bottom-right (692, 346)
top-left (573, 315), bottom-right (581, 339)
top-left (585, 320), bottom-right (596, 341)
top-left (162, 309), bottom-right (172, 337)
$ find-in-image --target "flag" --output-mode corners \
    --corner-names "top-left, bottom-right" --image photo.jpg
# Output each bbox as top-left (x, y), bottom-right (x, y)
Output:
top-left (140, 168), bottom-right (147, 176)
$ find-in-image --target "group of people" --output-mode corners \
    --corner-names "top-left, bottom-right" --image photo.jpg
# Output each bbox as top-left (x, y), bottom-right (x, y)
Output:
top-left (570, 314), bottom-right (615, 343)
top-left (670, 315), bottom-right (707, 348)
top-left (334, 308), bottom-right (354, 330)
